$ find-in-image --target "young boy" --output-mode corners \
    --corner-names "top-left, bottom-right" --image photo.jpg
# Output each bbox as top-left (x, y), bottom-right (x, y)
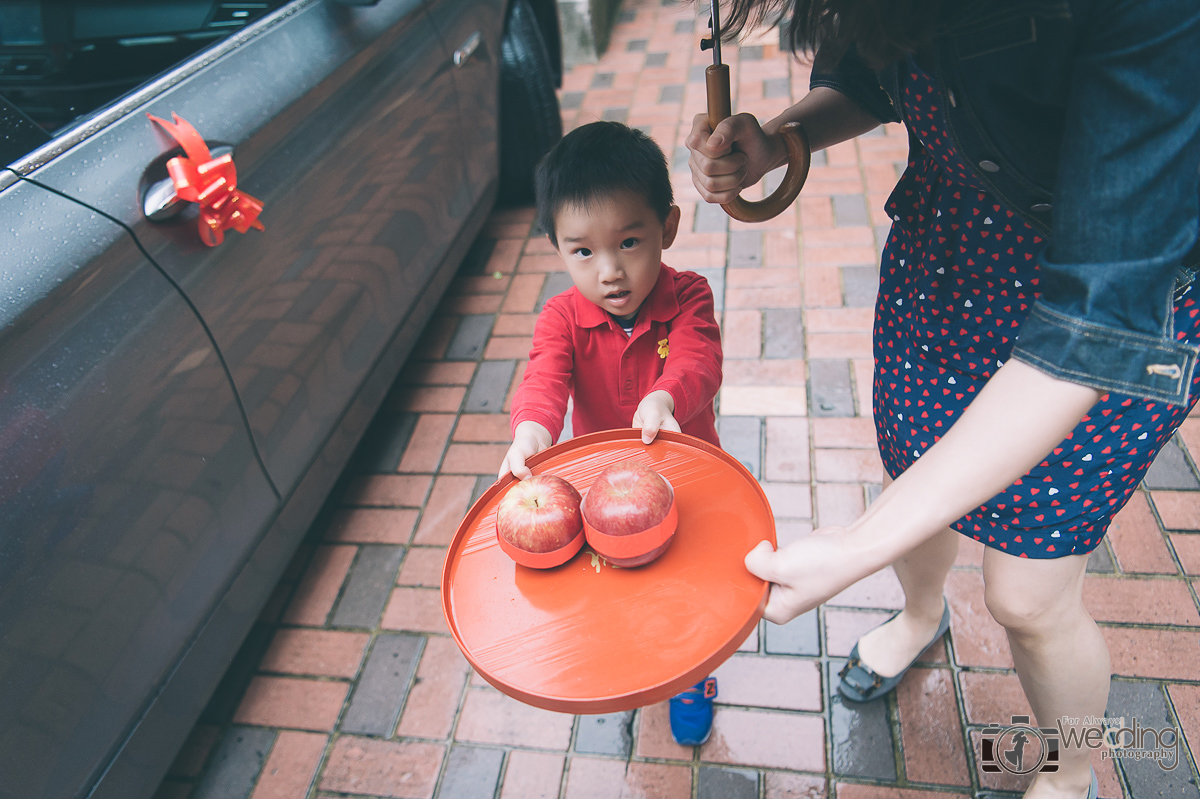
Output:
top-left (497, 121), bottom-right (723, 745)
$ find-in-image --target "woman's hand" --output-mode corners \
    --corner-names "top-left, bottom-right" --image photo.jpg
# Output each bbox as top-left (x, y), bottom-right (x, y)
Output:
top-left (744, 528), bottom-right (868, 624)
top-left (686, 112), bottom-right (787, 204)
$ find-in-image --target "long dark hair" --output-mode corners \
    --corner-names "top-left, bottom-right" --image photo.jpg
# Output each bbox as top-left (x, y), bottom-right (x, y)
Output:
top-left (718, 0), bottom-right (943, 66)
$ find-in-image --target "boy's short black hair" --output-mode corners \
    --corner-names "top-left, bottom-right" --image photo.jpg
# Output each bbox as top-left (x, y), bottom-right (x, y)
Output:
top-left (535, 121), bottom-right (674, 247)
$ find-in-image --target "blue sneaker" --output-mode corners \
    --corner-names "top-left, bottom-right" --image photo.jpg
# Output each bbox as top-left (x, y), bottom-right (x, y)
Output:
top-left (669, 677), bottom-right (717, 745)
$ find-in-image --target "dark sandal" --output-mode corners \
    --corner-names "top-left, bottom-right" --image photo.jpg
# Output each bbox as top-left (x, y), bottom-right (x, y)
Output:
top-left (837, 599), bottom-right (951, 703)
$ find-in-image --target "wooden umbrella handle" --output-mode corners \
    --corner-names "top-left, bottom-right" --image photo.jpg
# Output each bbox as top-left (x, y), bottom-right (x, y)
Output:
top-left (705, 64), bottom-right (811, 223)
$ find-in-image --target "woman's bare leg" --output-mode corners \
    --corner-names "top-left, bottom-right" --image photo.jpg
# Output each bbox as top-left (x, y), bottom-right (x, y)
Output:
top-left (852, 474), bottom-right (959, 677)
top-left (983, 548), bottom-right (1108, 798)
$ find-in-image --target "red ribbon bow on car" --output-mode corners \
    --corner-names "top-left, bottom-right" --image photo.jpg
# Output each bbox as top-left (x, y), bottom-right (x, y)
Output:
top-left (147, 112), bottom-right (265, 247)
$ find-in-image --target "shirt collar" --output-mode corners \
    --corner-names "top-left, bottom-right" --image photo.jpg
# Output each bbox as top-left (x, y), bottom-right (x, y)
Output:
top-left (573, 264), bottom-right (679, 330)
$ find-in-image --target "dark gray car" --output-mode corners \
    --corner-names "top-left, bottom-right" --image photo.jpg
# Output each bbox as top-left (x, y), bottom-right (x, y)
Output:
top-left (0, 2), bottom-right (560, 798)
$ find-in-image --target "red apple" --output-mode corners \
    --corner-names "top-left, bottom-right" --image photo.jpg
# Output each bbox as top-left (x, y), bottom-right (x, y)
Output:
top-left (582, 459), bottom-right (676, 566)
top-left (495, 474), bottom-right (584, 566)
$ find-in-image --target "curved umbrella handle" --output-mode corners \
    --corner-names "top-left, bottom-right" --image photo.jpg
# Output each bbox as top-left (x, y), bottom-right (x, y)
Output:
top-left (705, 64), bottom-right (810, 223)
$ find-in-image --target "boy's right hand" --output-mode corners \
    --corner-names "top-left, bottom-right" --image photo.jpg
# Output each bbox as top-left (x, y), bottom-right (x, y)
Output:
top-left (498, 421), bottom-right (554, 481)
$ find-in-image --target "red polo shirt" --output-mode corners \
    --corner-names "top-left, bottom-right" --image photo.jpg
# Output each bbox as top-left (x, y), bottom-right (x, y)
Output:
top-left (511, 264), bottom-right (722, 446)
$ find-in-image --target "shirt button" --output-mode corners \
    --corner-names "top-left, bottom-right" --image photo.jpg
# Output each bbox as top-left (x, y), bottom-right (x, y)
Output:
top-left (624, 381), bottom-right (632, 389)
top-left (1031, 203), bottom-right (1052, 212)
top-left (979, 160), bottom-right (1001, 173)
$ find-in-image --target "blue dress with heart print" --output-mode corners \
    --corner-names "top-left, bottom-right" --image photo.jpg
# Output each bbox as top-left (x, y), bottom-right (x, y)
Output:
top-left (872, 58), bottom-right (1200, 558)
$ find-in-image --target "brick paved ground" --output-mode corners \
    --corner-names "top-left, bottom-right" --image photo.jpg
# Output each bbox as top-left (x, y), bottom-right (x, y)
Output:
top-left (155, 1), bottom-right (1200, 797)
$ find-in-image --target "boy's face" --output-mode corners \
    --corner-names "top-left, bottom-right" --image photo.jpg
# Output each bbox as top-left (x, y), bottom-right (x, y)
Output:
top-left (552, 191), bottom-right (681, 321)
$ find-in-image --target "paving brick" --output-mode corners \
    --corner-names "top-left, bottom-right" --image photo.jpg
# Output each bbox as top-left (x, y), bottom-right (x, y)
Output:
top-left (398, 414), bottom-right (457, 474)
top-left (809, 359), bottom-right (856, 416)
top-left (635, 701), bottom-right (692, 760)
top-left (691, 267), bottom-right (725, 311)
top-left (283, 545), bottom-right (356, 626)
top-left (1167, 683), bottom-right (1200, 782)
top-left (835, 787), bottom-right (967, 799)
top-left (414, 475), bottom-right (479, 545)
top-left (712, 654), bottom-right (822, 711)
top-left (1081, 575), bottom-right (1200, 625)
top-left (730, 230), bottom-right (764, 268)
top-left (721, 386), bottom-right (808, 416)
top-left (841, 265), bottom-right (880, 307)
top-left (331, 545), bottom-right (406, 628)
top-left (945, 570), bottom-right (1013, 669)
top-left (832, 194), bottom-right (870, 227)
top-left (564, 759), bottom-right (692, 799)
top-left (455, 688), bottom-right (574, 749)
top-left (724, 359), bottom-right (806, 385)
top-left (574, 711), bottom-right (634, 756)
top-left (341, 633), bottom-right (424, 736)
top-left (382, 587), bottom-right (448, 634)
top-left (350, 412), bottom-right (418, 472)
top-left (811, 417), bottom-right (877, 449)
top-left (824, 608), bottom-right (893, 658)
top-left (1103, 627), bottom-right (1200, 680)
top-left (1107, 680), bottom-right (1199, 798)
top-left (828, 661), bottom-right (896, 780)
top-left (1144, 436), bottom-right (1200, 489)
top-left (453, 414), bottom-right (513, 443)
top-left (325, 508), bottom-right (418, 544)
top-left (465, 360), bottom-right (516, 413)
top-left (397, 547), bottom-right (447, 588)
top-left (537, 272), bottom-right (575, 311)
top-left (492, 313), bottom-right (538, 336)
top-left (1170, 532), bottom-right (1200, 574)
top-left (827, 566), bottom-right (905, 609)
top-left (697, 766), bottom-right (758, 799)
top-left (192, 727), bottom-right (275, 799)
top-left (761, 481), bottom-right (813, 518)
top-left (700, 708), bottom-right (825, 771)
top-left (320, 737), bottom-right (444, 798)
top-left (397, 636), bottom-right (470, 739)
top-left (342, 475), bottom-right (431, 507)
top-left (484, 337), bottom-right (532, 360)
top-left (738, 623), bottom-right (760, 652)
top-left (1106, 490), bottom-right (1177, 573)
top-left (695, 200), bottom-right (729, 233)
top-left (234, 676), bottom-right (348, 731)
top-left (764, 417), bottom-right (811, 482)
top-left (397, 385), bottom-right (467, 413)
top-left (896, 667), bottom-right (970, 786)
top-left (723, 310), bottom-right (763, 358)
top-left (441, 443), bottom-right (509, 475)
top-left (765, 609), bottom-right (820, 656)
top-left (718, 416), bottom-right (762, 478)
top-left (1151, 490), bottom-right (1200, 530)
top-left (445, 315), bottom-right (496, 361)
top-left (499, 751), bottom-right (564, 799)
top-left (167, 723), bottom-right (222, 779)
top-left (250, 731), bottom-right (326, 799)
top-left (436, 745), bottom-right (504, 799)
top-left (260, 629), bottom-right (369, 679)
top-left (501, 274), bottom-right (546, 314)
top-left (763, 309), bottom-right (805, 358)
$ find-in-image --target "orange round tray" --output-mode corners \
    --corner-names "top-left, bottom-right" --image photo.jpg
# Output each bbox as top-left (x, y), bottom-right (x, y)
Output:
top-left (441, 429), bottom-right (775, 713)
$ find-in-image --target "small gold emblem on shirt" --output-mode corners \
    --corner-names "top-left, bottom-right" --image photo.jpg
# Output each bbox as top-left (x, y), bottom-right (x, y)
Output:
top-left (657, 338), bottom-right (669, 358)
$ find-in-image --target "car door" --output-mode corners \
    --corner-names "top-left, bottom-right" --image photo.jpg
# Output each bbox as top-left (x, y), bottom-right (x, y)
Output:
top-left (22, 0), bottom-right (474, 498)
top-left (0, 165), bottom-right (278, 799)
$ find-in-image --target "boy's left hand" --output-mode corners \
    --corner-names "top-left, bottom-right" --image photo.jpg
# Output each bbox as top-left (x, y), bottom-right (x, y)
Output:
top-left (633, 390), bottom-right (681, 444)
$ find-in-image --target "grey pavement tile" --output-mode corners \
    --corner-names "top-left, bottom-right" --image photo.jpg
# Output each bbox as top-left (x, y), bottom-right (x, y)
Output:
top-left (660, 84), bottom-right (685, 103)
top-left (828, 660), bottom-right (897, 780)
top-left (1107, 680), bottom-right (1199, 798)
top-left (811, 149), bottom-right (828, 167)
top-left (465, 360), bottom-right (516, 413)
top-left (675, 19), bottom-right (694, 33)
top-left (739, 45), bottom-right (763, 60)
top-left (673, 145), bottom-right (691, 173)
top-left (691, 267), bottom-right (725, 312)
top-left (436, 745), bottom-right (505, 799)
top-left (591, 72), bottom-right (615, 89)
top-left (718, 416), bottom-right (762, 479)
top-left (842, 265), bottom-right (880, 307)
top-left (627, 38), bottom-right (648, 52)
top-left (446, 314), bottom-right (495, 361)
top-left (866, 483), bottom-right (883, 505)
top-left (619, 9), bottom-right (637, 22)
top-left (602, 107), bottom-right (629, 123)
top-left (694, 200), bottom-right (730, 233)
top-left (471, 475), bottom-right (495, 506)
top-left (647, 52), bottom-right (668, 67)
top-left (876, 224), bottom-right (893, 254)
top-left (1086, 539), bottom-right (1115, 574)
top-left (764, 609), bottom-right (819, 655)
top-left (331, 545), bottom-right (407, 628)
top-left (833, 194), bottom-right (870, 227)
top-left (764, 77), bottom-right (790, 99)
top-left (698, 766), bottom-right (759, 799)
top-left (538, 271), bottom-right (574, 312)
top-left (575, 711), bottom-right (634, 756)
top-left (690, 64), bottom-right (708, 83)
top-left (192, 726), bottom-right (275, 799)
top-left (763, 309), bottom-right (805, 359)
top-left (809, 359), bottom-right (856, 417)
top-left (560, 92), bottom-right (585, 110)
top-left (1143, 437), bottom-right (1200, 490)
top-left (349, 411), bottom-right (418, 473)
top-left (729, 230), bottom-right (763, 268)
top-left (341, 633), bottom-right (425, 736)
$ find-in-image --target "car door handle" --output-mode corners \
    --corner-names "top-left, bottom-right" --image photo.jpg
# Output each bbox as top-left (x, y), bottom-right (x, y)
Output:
top-left (453, 31), bottom-right (482, 68)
